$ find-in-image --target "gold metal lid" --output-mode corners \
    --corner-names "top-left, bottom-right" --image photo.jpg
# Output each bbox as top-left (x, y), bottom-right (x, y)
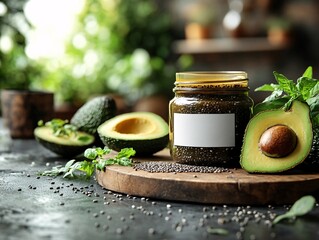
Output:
top-left (175, 71), bottom-right (249, 89)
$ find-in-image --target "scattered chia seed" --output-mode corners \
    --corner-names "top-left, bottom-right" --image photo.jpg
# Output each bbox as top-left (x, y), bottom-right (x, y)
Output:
top-left (133, 162), bottom-right (231, 173)
top-left (116, 228), bottom-right (123, 235)
top-left (103, 225), bottom-right (109, 231)
top-left (65, 219), bottom-right (71, 224)
top-left (148, 228), bottom-right (156, 235)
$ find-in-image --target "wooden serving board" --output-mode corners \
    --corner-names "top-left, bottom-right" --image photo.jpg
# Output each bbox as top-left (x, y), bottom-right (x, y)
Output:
top-left (96, 149), bottom-right (319, 205)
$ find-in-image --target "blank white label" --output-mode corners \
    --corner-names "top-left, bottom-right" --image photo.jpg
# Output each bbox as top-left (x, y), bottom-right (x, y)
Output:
top-left (173, 113), bottom-right (235, 147)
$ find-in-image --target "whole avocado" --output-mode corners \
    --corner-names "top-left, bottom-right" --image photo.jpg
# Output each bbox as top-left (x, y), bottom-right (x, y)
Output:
top-left (71, 96), bottom-right (117, 135)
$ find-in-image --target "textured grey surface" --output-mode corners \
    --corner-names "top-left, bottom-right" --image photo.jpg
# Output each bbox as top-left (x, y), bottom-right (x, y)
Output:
top-left (1, 138), bottom-right (319, 240)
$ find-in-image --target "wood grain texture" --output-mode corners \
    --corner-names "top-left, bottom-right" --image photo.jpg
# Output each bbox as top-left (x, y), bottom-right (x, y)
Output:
top-left (96, 149), bottom-right (319, 205)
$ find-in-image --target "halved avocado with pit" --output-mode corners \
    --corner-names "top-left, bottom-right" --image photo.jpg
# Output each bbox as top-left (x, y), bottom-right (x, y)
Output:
top-left (34, 126), bottom-right (95, 157)
top-left (240, 101), bottom-right (313, 173)
top-left (97, 112), bottom-right (169, 156)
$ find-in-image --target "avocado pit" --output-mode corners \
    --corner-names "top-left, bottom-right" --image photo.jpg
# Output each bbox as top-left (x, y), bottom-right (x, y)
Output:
top-left (258, 125), bottom-right (297, 158)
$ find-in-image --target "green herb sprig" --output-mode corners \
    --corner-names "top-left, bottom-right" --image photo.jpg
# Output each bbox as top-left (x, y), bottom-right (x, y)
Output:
top-left (41, 147), bottom-right (136, 179)
top-left (38, 119), bottom-right (78, 137)
top-left (273, 195), bottom-right (316, 224)
top-left (254, 66), bottom-right (319, 128)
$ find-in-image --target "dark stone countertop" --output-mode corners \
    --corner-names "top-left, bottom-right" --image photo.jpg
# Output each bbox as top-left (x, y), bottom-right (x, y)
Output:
top-left (1, 133), bottom-right (319, 239)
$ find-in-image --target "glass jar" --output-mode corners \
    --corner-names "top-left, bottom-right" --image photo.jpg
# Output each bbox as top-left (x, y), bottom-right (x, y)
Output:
top-left (169, 71), bottom-right (253, 167)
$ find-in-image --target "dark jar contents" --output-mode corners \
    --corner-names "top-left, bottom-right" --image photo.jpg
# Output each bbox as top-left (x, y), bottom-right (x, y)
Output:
top-left (169, 72), bottom-right (253, 167)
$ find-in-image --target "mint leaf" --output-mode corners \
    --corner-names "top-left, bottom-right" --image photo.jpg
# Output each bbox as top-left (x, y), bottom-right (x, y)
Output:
top-left (273, 195), bottom-right (316, 225)
top-left (273, 71), bottom-right (298, 97)
top-left (207, 227), bottom-right (229, 235)
top-left (118, 157), bottom-right (134, 166)
top-left (253, 66), bottom-right (319, 127)
top-left (96, 148), bottom-right (135, 170)
top-left (41, 159), bottom-right (76, 177)
top-left (255, 83), bottom-right (283, 102)
top-left (253, 98), bottom-right (289, 115)
top-left (309, 82), bottom-right (319, 98)
top-left (84, 148), bottom-right (98, 160)
top-left (41, 147), bottom-right (135, 179)
top-left (78, 135), bottom-right (92, 142)
top-left (264, 89), bottom-right (283, 102)
top-left (255, 83), bottom-right (278, 92)
top-left (43, 119), bottom-right (78, 137)
top-left (63, 162), bottom-right (82, 178)
top-left (78, 161), bottom-right (95, 177)
top-left (302, 66), bottom-right (313, 78)
top-left (296, 77), bottom-right (317, 100)
top-left (116, 148), bottom-right (136, 159)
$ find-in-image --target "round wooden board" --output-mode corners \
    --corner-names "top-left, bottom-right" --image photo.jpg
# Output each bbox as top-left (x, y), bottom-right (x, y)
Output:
top-left (96, 149), bottom-right (319, 205)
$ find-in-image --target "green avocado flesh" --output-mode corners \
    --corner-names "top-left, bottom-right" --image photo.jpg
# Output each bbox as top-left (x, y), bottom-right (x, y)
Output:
top-left (34, 126), bottom-right (95, 157)
top-left (70, 96), bottom-right (116, 135)
top-left (97, 112), bottom-right (169, 156)
top-left (240, 101), bottom-right (313, 173)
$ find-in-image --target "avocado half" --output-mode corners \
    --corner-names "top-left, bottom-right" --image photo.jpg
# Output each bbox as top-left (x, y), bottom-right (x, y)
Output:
top-left (97, 112), bottom-right (169, 156)
top-left (240, 101), bottom-right (313, 173)
top-left (34, 126), bottom-right (95, 158)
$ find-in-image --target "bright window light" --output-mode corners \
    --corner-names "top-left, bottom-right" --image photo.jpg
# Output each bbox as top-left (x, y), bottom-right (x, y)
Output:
top-left (24, 0), bottom-right (85, 59)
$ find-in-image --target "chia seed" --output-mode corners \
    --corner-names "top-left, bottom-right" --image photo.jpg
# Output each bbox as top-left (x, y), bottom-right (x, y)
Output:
top-left (133, 162), bottom-right (231, 173)
top-left (116, 228), bottom-right (123, 234)
top-left (148, 228), bottom-right (156, 235)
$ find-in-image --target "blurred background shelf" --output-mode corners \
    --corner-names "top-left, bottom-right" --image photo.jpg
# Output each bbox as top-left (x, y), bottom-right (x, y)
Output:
top-left (173, 37), bottom-right (289, 55)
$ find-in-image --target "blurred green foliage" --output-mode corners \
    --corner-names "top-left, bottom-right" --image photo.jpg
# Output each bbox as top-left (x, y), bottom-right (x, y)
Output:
top-left (1, 0), bottom-right (192, 105)
top-left (0, 0), bottom-right (42, 90)
top-left (36, 0), bottom-right (192, 105)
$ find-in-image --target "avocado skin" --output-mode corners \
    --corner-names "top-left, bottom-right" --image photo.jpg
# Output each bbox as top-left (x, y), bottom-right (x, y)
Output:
top-left (301, 127), bottom-right (319, 169)
top-left (99, 134), bottom-right (169, 156)
top-left (71, 96), bottom-right (117, 135)
top-left (35, 135), bottom-right (94, 158)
